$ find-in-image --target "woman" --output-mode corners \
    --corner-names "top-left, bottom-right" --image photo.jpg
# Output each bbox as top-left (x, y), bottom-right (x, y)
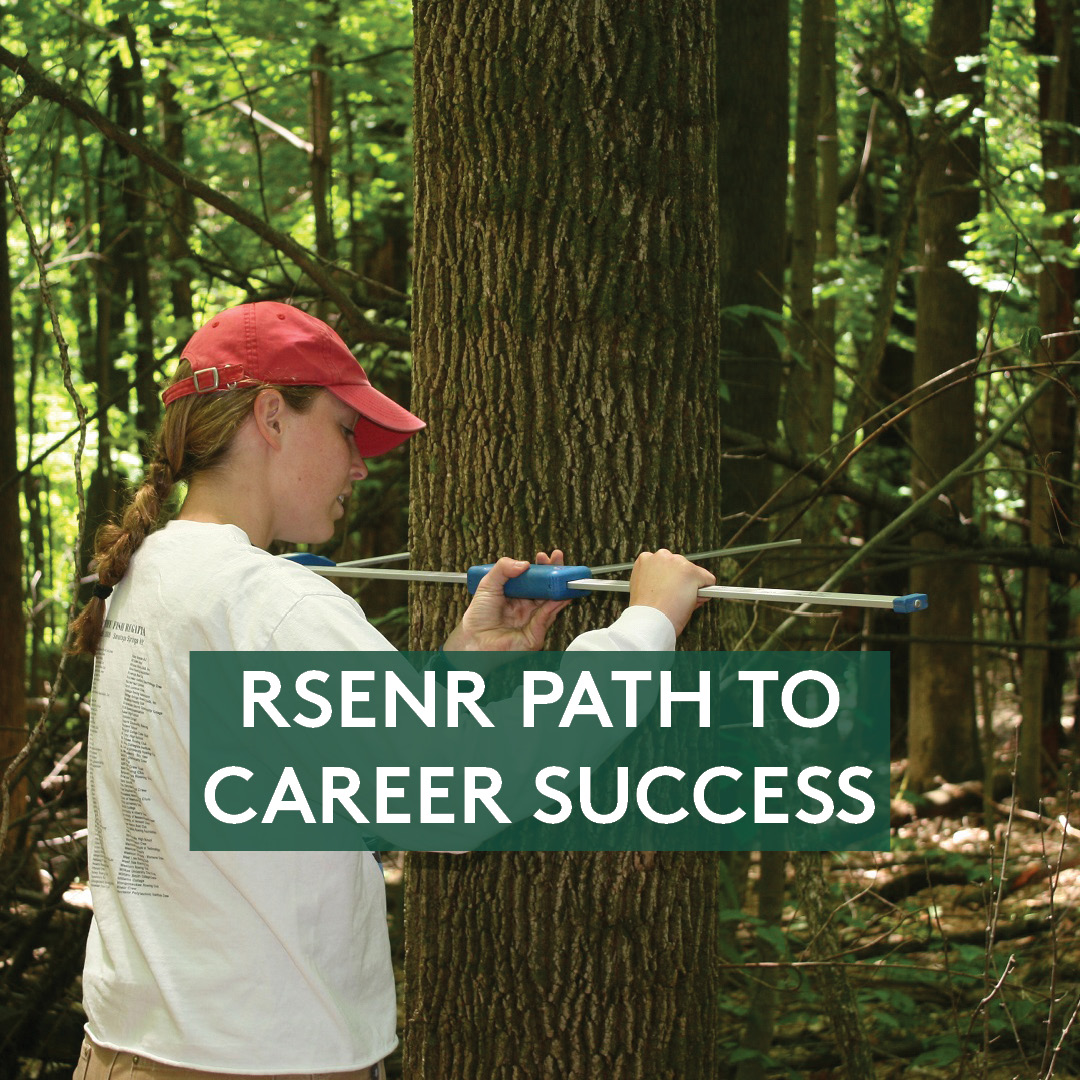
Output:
top-left (69, 301), bottom-right (713, 1079)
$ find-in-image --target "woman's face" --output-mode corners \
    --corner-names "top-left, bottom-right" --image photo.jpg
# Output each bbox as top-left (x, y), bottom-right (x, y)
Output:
top-left (271, 390), bottom-right (368, 544)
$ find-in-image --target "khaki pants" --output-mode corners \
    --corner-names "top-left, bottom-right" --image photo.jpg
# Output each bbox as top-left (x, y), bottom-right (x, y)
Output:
top-left (75, 1038), bottom-right (382, 1080)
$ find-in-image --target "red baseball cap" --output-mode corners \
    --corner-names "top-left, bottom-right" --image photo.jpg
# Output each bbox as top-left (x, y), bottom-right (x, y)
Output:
top-left (161, 302), bottom-right (425, 456)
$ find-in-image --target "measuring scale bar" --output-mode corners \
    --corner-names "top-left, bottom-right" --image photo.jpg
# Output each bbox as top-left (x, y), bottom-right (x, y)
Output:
top-left (569, 577), bottom-right (928, 614)
top-left (305, 564), bottom-right (927, 613)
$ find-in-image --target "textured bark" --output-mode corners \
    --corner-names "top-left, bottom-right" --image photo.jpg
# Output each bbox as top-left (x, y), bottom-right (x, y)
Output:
top-left (406, 3), bottom-right (721, 1076)
top-left (1020, 0), bottom-right (1080, 805)
top-left (409, 0), bottom-right (722, 651)
top-left (715, 0), bottom-right (787, 545)
top-left (785, 0), bottom-right (826, 461)
top-left (0, 170), bottom-right (27, 858)
top-left (405, 852), bottom-right (719, 1079)
top-left (905, 0), bottom-right (988, 789)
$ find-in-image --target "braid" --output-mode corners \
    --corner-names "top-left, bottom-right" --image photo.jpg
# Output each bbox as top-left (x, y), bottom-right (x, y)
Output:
top-left (67, 361), bottom-right (322, 656)
top-left (67, 455), bottom-right (176, 656)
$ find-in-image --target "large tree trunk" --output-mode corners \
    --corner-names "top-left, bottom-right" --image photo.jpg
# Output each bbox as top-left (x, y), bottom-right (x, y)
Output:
top-left (405, 3), bottom-right (722, 1076)
top-left (905, 0), bottom-right (989, 789)
top-left (715, 0), bottom-right (788, 547)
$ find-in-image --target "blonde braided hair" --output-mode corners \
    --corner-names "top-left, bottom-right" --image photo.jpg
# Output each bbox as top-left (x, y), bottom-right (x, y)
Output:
top-left (68, 361), bottom-right (320, 655)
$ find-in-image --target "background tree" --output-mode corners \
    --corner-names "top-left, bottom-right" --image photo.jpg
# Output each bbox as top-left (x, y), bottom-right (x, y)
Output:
top-left (0, 175), bottom-right (28, 861)
top-left (1019, 0), bottom-right (1080, 805)
top-left (905, 0), bottom-right (989, 791)
top-left (716, 0), bottom-right (788, 548)
top-left (404, 2), bottom-right (724, 1076)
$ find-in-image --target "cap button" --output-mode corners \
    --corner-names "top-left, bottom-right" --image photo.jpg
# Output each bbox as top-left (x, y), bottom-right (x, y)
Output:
top-left (277, 313), bottom-right (286, 320)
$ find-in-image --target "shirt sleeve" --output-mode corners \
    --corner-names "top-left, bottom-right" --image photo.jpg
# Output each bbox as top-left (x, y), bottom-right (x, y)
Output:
top-left (265, 593), bottom-right (398, 652)
top-left (567, 604), bottom-right (676, 653)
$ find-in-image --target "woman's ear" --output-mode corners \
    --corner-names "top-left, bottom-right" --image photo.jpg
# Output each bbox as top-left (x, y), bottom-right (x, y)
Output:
top-left (252, 388), bottom-right (286, 449)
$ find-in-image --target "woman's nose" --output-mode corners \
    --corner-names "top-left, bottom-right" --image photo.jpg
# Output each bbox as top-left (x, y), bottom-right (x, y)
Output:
top-left (351, 450), bottom-right (368, 482)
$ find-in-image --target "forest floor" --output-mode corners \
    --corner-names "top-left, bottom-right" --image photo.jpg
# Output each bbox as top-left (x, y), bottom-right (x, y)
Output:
top-left (755, 801), bottom-right (1080, 1079)
top-left (374, 770), bottom-right (1080, 1080)
top-left (709, 698), bottom-right (1080, 1080)
top-left (8, 704), bottom-right (1079, 1079)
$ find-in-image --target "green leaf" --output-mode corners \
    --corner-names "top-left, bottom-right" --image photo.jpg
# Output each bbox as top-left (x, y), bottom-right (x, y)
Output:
top-left (911, 1035), bottom-right (963, 1068)
top-left (1017, 325), bottom-right (1043, 361)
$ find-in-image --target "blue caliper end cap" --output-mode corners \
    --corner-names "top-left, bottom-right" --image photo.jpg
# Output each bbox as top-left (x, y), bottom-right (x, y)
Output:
top-left (893, 593), bottom-right (929, 614)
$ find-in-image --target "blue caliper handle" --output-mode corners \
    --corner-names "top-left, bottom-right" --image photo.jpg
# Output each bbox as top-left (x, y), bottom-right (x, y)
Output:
top-left (893, 593), bottom-right (929, 614)
top-left (467, 564), bottom-right (593, 600)
top-left (280, 552), bottom-right (338, 566)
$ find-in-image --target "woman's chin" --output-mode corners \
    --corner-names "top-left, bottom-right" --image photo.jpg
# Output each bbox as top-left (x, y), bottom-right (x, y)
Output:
top-left (280, 522), bottom-right (337, 547)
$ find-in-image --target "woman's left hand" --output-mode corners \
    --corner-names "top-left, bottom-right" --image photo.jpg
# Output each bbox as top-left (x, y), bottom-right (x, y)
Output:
top-left (443, 550), bottom-right (573, 651)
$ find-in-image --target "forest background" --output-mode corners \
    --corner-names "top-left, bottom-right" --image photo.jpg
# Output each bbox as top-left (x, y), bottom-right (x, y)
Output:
top-left (1, 0), bottom-right (1080, 1077)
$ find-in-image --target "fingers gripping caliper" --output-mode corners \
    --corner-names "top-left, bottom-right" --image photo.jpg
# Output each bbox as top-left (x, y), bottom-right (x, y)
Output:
top-left (283, 538), bottom-right (929, 614)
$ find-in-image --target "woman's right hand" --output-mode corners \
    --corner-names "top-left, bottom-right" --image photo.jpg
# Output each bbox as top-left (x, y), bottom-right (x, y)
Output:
top-left (628, 549), bottom-right (715, 636)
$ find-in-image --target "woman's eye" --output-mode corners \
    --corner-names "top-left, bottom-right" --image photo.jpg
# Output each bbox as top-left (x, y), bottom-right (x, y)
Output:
top-left (343, 426), bottom-right (354, 441)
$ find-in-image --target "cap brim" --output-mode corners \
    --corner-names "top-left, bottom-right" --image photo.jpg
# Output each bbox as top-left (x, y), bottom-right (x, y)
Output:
top-left (328, 384), bottom-right (426, 457)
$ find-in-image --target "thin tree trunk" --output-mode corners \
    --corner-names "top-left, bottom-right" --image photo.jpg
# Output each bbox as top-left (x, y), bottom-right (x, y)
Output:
top-left (790, 851), bottom-right (875, 1079)
top-left (905, 0), bottom-right (989, 790)
top-left (816, 0), bottom-right (838, 412)
top-left (117, 23), bottom-right (158, 443)
top-left (734, 850), bottom-right (787, 1080)
top-left (785, 0), bottom-right (826, 463)
top-left (406, 3), bottom-right (723, 1076)
top-left (715, 0), bottom-right (788, 546)
top-left (158, 69), bottom-right (193, 325)
top-left (1021, 0), bottom-right (1080, 805)
top-left (311, 3), bottom-right (339, 317)
top-left (78, 51), bottom-right (128, 604)
top-left (0, 164), bottom-right (27, 861)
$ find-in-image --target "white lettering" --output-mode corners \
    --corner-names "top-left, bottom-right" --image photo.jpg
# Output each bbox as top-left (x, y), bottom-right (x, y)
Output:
top-left (837, 766), bottom-right (875, 824)
top-left (204, 766), bottom-right (256, 823)
top-left (559, 672), bottom-right (612, 727)
top-left (782, 671), bottom-right (839, 728)
top-left (692, 766), bottom-right (744, 824)
top-left (446, 672), bottom-right (492, 728)
top-left (341, 670), bottom-right (375, 727)
top-left (533, 766), bottom-right (573, 823)
top-left (637, 766), bottom-right (688, 823)
top-left (795, 766), bottom-right (833, 824)
top-left (523, 672), bottom-right (563, 728)
top-left (754, 766), bottom-right (788, 823)
top-left (243, 671), bottom-right (287, 727)
top-left (263, 767), bottom-right (315, 823)
top-left (294, 669), bottom-right (332, 727)
top-left (739, 670), bottom-right (779, 727)
top-left (610, 670), bottom-right (652, 727)
top-left (321, 767), bottom-right (368, 823)
top-left (465, 767), bottom-right (510, 824)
